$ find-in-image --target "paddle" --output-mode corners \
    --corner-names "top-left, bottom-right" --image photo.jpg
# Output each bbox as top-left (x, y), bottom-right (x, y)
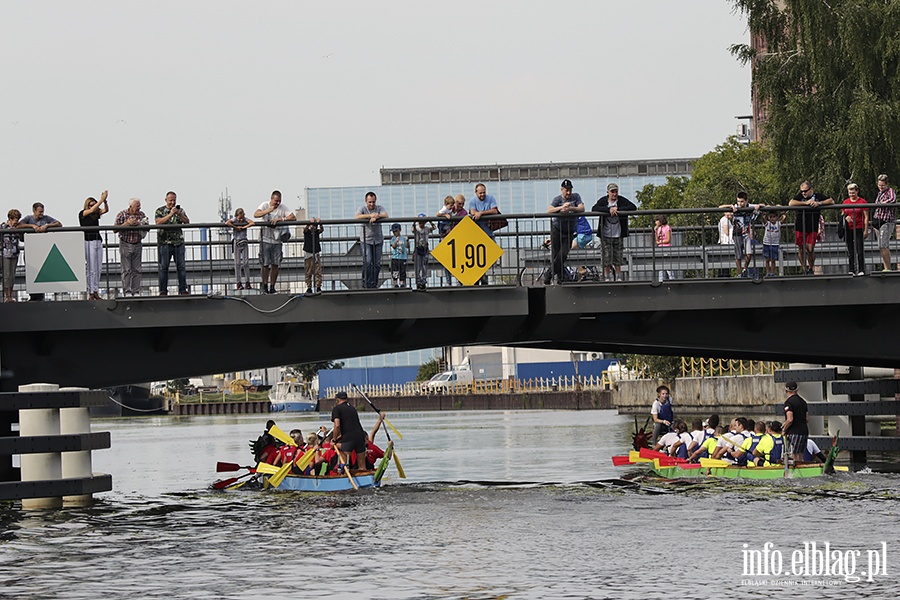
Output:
top-left (293, 446), bottom-right (318, 473)
top-left (255, 462), bottom-right (281, 475)
top-left (784, 438), bottom-right (793, 479)
top-left (268, 423), bottom-right (298, 447)
top-left (267, 461), bottom-right (293, 489)
top-left (823, 430), bottom-right (840, 475)
top-left (351, 383), bottom-right (405, 478)
top-left (334, 448), bottom-right (359, 490)
top-left (217, 461), bottom-right (254, 473)
top-left (213, 470), bottom-right (256, 490)
top-left (352, 383), bottom-right (403, 440)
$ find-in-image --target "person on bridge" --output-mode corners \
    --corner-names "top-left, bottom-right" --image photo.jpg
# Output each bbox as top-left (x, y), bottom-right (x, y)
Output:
top-left (841, 183), bottom-right (869, 276)
top-left (781, 381), bottom-right (809, 466)
top-left (545, 179), bottom-right (585, 285)
top-left (468, 184), bottom-right (500, 285)
top-left (356, 192), bottom-right (389, 289)
top-left (717, 210), bottom-right (733, 277)
top-left (389, 222), bottom-right (409, 288)
top-left (79, 191), bottom-right (109, 300)
top-left (789, 181), bottom-right (833, 275)
top-left (592, 183), bottom-right (636, 283)
top-left (331, 391), bottom-right (367, 471)
top-left (872, 174), bottom-right (896, 272)
top-left (650, 384), bottom-right (674, 444)
top-left (303, 217), bottom-right (324, 295)
top-left (115, 199), bottom-right (148, 297)
top-left (413, 214), bottom-right (435, 290)
top-left (19, 202), bottom-right (62, 301)
top-left (225, 208), bottom-right (255, 291)
top-left (155, 191), bottom-right (190, 296)
top-left (719, 192), bottom-right (762, 277)
top-left (254, 190), bottom-right (296, 295)
top-left (1, 209), bottom-right (22, 303)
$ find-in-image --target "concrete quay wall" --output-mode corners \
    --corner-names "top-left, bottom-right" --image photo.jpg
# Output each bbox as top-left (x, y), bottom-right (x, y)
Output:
top-left (352, 390), bottom-right (613, 412)
top-left (612, 375), bottom-right (782, 417)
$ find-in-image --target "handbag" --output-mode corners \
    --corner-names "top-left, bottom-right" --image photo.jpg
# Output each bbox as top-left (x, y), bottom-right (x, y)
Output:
top-left (488, 210), bottom-right (508, 231)
top-left (837, 216), bottom-right (845, 240)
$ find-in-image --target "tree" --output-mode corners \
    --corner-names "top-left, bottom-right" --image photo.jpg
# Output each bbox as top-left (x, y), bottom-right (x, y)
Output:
top-left (287, 360), bottom-right (343, 383)
top-left (619, 354), bottom-right (682, 382)
top-left (633, 176), bottom-right (690, 229)
top-left (686, 137), bottom-right (780, 207)
top-left (416, 358), bottom-right (443, 381)
top-left (167, 378), bottom-right (189, 394)
top-left (729, 0), bottom-right (900, 200)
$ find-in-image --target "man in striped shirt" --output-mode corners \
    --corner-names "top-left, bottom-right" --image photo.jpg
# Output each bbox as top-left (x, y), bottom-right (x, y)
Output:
top-left (115, 198), bottom-right (148, 297)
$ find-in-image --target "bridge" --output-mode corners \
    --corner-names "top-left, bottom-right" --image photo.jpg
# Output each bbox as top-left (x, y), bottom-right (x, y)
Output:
top-left (1, 207), bottom-right (898, 390)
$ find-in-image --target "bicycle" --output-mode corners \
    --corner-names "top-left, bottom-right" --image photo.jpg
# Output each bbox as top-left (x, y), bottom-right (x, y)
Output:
top-left (517, 240), bottom-right (602, 286)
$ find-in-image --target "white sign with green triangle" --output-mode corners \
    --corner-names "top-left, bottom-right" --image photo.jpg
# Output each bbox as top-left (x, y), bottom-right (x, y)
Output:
top-left (25, 232), bottom-right (85, 293)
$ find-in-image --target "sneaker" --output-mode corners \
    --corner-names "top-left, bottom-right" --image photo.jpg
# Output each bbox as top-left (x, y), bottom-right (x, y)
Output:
top-left (236, 283), bottom-right (244, 290)
top-left (542, 273), bottom-right (552, 285)
top-left (159, 291), bottom-right (168, 297)
top-left (882, 268), bottom-right (892, 273)
top-left (315, 287), bottom-right (322, 294)
top-left (857, 271), bottom-right (866, 277)
top-left (179, 290), bottom-right (190, 296)
top-left (245, 282), bottom-right (252, 289)
top-left (806, 268), bottom-right (814, 275)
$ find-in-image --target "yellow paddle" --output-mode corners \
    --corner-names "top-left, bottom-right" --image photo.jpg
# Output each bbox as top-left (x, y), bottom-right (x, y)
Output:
top-left (268, 424), bottom-right (297, 447)
top-left (255, 462), bottom-right (280, 475)
top-left (294, 447), bottom-right (318, 472)
top-left (267, 462), bottom-right (293, 488)
top-left (700, 458), bottom-right (731, 468)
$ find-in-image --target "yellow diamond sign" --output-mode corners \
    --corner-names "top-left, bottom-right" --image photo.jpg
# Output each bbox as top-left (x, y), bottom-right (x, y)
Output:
top-left (432, 216), bottom-right (504, 286)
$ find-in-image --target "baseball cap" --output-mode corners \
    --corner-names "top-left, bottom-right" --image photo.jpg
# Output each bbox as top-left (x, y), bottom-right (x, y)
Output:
top-left (784, 382), bottom-right (798, 392)
top-left (607, 183), bottom-right (619, 192)
top-left (390, 223), bottom-right (401, 231)
top-left (335, 391), bottom-right (348, 400)
top-left (417, 213), bottom-right (427, 218)
top-left (561, 179), bottom-right (573, 189)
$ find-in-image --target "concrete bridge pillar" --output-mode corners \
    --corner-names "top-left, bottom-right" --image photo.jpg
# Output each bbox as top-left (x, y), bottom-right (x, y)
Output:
top-left (18, 383), bottom-right (62, 510)
top-left (60, 387), bottom-right (94, 507)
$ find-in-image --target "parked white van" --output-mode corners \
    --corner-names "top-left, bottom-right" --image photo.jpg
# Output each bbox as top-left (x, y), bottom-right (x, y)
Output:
top-left (426, 369), bottom-right (474, 392)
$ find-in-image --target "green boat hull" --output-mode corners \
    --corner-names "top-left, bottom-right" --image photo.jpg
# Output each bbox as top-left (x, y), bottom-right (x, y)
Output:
top-left (651, 464), bottom-right (827, 480)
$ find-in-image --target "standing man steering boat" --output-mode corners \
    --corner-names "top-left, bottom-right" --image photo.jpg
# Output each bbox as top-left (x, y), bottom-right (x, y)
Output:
top-left (650, 385), bottom-right (674, 445)
top-left (782, 381), bottom-right (809, 465)
top-left (331, 392), bottom-right (367, 472)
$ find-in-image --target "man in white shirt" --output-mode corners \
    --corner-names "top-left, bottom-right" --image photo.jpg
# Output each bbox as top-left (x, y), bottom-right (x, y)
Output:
top-left (254, 190), bottom-right (296, 294)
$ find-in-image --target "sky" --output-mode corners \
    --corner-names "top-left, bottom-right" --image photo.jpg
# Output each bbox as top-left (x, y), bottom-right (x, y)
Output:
top-left (1, 1), bottom-right (751, 223)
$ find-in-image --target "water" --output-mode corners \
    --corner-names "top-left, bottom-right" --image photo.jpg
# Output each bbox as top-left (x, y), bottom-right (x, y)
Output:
top-left (1, 410), bottom-right (899, 599)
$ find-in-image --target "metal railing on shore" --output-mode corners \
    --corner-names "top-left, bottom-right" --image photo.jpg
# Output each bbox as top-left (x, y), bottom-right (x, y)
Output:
top-left (2, 204), bottom-right (897, 301)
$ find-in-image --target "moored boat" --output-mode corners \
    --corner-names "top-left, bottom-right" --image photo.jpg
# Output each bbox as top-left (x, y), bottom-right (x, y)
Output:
top-left (268, 381), bottom-right (317, 412)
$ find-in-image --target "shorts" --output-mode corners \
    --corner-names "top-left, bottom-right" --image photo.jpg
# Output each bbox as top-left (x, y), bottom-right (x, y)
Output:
top-left (575, 233), bottom-right (593, 248)
top-left (259, 242), bottom-right (283, 267)
top-left (390, 258), bottom-right (407, 280)
top-left (795, 230), bottom-right (818, 247)
top-left (875, 222), bottom-right (894, 249)
top-left (732, 235), bottom-right (751, 260)
top-left (785, 434), bottom-right (808, 457)
top-left (601, 237), bottom-right (624, 267)
top-left (337, 435), bottom-right (367, 454)
top-left (762, 244), bottom-right (779, 260)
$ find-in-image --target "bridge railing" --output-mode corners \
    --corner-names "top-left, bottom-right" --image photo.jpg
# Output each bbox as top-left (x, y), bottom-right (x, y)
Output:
top-left (2, 204), bottom-right (896, 300)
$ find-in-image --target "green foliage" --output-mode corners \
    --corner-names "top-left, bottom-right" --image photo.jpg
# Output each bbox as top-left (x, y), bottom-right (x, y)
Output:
top-left (633, 177), bottom-right (690, 228)
top-left (621, 355), bottom-right (682, 382)
top-left (287, 360), bottom-right (343, 383)
top-left (416, 358), bottom-right (443, 381)
top-left (167, 378), bottom-right (189, 393)
top-left (729, 0), bottom-right (900, 199)
top-left (686, 138), bottom-right (780, 206)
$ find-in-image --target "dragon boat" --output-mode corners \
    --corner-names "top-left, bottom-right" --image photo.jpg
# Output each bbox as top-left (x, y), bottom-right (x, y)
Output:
top-left (612, 446), bottom-right (847, 480)
top-left (213, 440), bottom-right (397, 492)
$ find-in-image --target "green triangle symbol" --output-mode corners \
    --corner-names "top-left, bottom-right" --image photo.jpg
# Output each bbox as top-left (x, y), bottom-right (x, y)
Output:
top-left (35, 244), bottom-right (79, 283)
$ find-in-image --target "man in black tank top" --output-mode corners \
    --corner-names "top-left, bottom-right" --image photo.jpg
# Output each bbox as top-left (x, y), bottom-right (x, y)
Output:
top-left (331, 392), bottom-right (367, 471)
top-left (782, 382), bottom-right (809, 464)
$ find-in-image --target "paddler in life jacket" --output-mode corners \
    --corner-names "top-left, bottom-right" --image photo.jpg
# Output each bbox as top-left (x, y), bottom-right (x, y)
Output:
top-left (711, 417), bottom-right (749, 462)
top-left (737, 421), bottom-right (767, 466)
top-left (650, 385), bottom-right (674, 445)
top-left (668, 421), bottom-right (694, 459)
top-left (688, 426), bottom-right (726, 462)
top-left (250, 419), bottom-right (281, 464)
top-left (652, 424), bottom-right (682, 455)
top-left (752, 421), bottom-right (784, 466)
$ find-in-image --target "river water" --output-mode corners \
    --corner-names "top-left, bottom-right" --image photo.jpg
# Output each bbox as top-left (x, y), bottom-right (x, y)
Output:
top-left (1, 410), bottom-right (898, 599)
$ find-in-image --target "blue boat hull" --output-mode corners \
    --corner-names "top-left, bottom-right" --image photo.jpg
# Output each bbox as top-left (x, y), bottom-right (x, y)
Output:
top-left (273, 473), bottom-right (379, 492)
